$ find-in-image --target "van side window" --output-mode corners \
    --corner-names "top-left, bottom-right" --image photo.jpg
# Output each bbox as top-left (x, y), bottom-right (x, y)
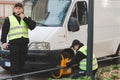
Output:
top-left (78, 1), bottom-right (87, 25)
top-left (71, 1), bottom-right (87, 25)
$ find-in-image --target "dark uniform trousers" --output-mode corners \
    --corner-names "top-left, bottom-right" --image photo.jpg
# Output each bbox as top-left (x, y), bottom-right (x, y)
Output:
top-left (10, 44), bottom-right (28, 80)
top-left (71, 69), bottom-right (98, 80)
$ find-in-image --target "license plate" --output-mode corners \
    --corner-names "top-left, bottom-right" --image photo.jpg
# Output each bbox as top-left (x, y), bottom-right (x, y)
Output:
top-left (4, 61), bottom-right (11, 67)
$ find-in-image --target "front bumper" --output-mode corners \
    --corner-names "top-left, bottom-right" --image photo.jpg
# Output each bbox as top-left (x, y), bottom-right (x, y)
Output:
top-left (0, 49), bottom-right (62, 71)
top-left (0, 50), bottom-right (10, 68)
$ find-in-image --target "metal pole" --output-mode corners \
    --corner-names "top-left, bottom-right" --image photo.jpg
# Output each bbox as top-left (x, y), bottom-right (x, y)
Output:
top-left (86, 0), bottom-right (94, 79)
top-left (0, 66), bottom-right (66, 80)
top-left (0, 64), bottom-right (79, 80)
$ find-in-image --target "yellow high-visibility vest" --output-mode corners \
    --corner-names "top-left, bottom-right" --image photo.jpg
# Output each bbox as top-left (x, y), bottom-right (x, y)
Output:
top-left (8, 15), bottom-right (28, 40)
top-left (79, 46), bottom-right (98, 70)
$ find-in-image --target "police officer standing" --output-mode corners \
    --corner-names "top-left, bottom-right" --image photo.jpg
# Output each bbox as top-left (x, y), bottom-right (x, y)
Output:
top-left (1, 3), bottom-right (36, 80)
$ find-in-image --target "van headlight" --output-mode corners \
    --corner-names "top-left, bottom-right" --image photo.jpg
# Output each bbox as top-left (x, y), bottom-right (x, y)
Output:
top-left (29, 42), bottom-right (50, 50)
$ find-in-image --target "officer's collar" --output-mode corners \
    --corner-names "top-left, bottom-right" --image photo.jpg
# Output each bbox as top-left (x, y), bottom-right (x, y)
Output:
top-left (13, 13), bottom-right (20, 18)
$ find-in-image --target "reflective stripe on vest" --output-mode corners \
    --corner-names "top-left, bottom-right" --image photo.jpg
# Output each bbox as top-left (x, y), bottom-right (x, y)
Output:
top-left (8, 15), bottom-right (28, 40)
top-left (79, 46), bottom-right (98, 70)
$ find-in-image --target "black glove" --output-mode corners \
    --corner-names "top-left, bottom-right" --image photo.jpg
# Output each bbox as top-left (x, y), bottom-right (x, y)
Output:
top-left (66, 62), bottom-right (72, 68)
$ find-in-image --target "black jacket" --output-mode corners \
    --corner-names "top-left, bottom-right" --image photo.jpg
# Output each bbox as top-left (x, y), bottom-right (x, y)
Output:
top-left (1, 13), bottom-right (36, 44)
top-left (66, 51), bottom-right (86, 68)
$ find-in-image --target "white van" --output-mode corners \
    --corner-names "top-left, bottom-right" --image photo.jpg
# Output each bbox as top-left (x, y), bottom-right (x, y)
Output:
top-left (0, 0), bottom-right (120, 78)
top-left (24, 0), bottom-right (120, 58)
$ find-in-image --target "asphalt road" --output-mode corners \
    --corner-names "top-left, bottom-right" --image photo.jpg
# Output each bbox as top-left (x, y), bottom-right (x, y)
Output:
top-left (0, 67), bottom-right (10, 79)
top-left (0, 67), bottom-right (49, 80)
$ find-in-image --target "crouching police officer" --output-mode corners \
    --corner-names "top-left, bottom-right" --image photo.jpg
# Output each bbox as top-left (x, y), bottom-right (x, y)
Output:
top-left (1, 3), bottom-right (36, 80)
top-left (66, 39), bottom-right (98, 79)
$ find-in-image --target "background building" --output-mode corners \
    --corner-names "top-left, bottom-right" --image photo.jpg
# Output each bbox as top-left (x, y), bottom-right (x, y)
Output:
top-left (0, 0), bottom-right (23, 18)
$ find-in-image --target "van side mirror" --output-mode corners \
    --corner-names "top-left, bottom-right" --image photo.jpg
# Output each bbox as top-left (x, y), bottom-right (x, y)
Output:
top-left (68, 17), bottom-right (80, 32)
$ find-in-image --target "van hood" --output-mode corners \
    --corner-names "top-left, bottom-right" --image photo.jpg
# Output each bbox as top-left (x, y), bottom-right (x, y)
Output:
top-left (29, 26), bottom-right (59, 42)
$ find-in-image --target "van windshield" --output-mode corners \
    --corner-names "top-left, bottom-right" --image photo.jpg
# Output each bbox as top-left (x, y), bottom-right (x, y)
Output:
top-left (24, 0), bottom-right (71, 26)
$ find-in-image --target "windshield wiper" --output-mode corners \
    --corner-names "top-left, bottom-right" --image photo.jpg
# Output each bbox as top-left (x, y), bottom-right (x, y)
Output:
top-left (36, 22), bottom-right (48, 26)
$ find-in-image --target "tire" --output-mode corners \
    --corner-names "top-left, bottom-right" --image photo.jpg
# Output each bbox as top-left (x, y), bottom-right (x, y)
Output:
top-left (51, 50), bottom-right (74, 78)
top-left (51, 54), bottom-right (62, 78)
top-left (62, 51), bottom-right (73, 59)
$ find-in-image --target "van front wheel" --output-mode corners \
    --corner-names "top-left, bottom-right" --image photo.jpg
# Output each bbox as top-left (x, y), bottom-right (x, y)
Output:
top-left (51, 51), bottom-right (74, 78)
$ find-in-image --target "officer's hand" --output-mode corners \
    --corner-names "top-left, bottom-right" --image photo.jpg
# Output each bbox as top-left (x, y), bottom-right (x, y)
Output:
top-left (19, 13), bottom-right (25, 19)
top-left (2, 43), bottom-right (8, 50)
top-left (66, 62), bottom-right (71, 68)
